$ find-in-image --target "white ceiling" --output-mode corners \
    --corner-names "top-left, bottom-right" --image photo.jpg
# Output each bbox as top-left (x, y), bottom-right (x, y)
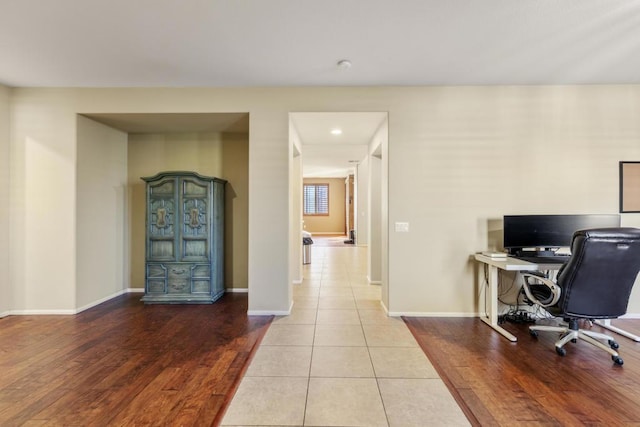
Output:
top-left (291, 112), bottom-right (387, 178)
top-left (4, 1), bottom-right (638, 177)
top-left (2, 1), bottom-right (640, 88)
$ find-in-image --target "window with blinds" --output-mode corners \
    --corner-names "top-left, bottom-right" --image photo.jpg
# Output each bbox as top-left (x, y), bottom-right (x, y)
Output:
top-left (303, 184), bottom-right (329, 215)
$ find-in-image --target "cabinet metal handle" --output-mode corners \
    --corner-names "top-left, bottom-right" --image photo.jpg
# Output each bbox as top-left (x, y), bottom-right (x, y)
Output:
top-left (171, 268), bottom-right (186, 274)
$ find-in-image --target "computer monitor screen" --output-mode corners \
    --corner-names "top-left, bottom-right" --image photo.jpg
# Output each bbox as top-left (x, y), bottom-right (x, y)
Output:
top-left (503, 214), bottom-right (620, 252)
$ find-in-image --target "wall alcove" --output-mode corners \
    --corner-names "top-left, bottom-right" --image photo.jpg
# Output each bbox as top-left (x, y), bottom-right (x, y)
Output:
top-left (76, 113), bottom-right (249, 308)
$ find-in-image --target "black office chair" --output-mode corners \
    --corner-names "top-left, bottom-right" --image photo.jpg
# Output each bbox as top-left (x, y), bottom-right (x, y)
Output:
top-left (521, 227), bottom-right (640, 365)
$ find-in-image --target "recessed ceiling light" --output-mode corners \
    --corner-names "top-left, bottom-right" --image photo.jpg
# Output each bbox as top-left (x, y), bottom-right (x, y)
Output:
top-left (330, 128), bottom-right (343, 135)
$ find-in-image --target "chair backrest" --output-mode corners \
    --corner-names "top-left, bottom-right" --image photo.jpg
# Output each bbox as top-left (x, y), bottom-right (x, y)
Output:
top-left (557, 227), bottom-right (640, 318)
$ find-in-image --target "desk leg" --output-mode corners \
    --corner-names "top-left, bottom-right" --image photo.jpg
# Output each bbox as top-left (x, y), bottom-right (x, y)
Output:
top-left (480, 264), bottom-right (517, 342)
top-left (594, 319), bottom-right (640, 342)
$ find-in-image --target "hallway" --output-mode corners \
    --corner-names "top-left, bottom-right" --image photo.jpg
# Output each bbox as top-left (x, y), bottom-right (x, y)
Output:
top-left (221, 244), bottom-right (469, 426)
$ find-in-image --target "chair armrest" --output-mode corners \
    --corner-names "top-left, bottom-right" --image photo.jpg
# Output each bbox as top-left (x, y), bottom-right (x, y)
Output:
top-left (522, 272), bottom-right (562, 307)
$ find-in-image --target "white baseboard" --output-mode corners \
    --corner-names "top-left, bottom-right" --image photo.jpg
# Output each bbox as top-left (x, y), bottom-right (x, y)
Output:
top-left (226, 288), bottom-right (249, 293)
top-left (1, 289), bottom-right (138, 316)
top-left (381, 300), bottom-right (389, 314)
top-left (247, 309), bottom-right (290, 315)
top-left (4, 288), bottom-right (141, 317)
top-left (4, 309), bottom-right (77, 315)
top-left (367, 277), bottom-right (381, 285)
top-left (390, 311), bottom-right (478, 317)
top-left (3, 299), bottom-right (638, 321)
top-left (1, 287), bottom-right (247, 317)
top-left (378, 301), bottom-right (478, 318)
top-left (309, 232), bottom-right (346, 235)
top-left (75, 289), bottom-right (132, 314)
top-left (620, 313), bottom-right (640, 319)
top-left (249, 300), bottom-right (293, 316)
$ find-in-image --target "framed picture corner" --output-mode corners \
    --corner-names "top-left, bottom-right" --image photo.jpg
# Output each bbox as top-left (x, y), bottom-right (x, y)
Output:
top-left (619, 161), bottom-right (640, 213)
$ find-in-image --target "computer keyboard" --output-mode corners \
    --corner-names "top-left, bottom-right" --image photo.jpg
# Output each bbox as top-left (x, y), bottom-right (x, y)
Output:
top-left (515, 255), bottom-right (570, 264)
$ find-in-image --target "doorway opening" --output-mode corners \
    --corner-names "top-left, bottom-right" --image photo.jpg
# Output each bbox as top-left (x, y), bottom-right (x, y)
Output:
top-left (289, 112), bottom-right (389, 310)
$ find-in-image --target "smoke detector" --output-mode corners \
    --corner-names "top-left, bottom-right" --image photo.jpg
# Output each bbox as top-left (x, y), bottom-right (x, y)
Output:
top-left (337, 59), bottom-right (352, 69)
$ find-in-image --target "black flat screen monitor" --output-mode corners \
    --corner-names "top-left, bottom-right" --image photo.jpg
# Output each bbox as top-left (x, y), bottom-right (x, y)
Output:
top-left (503, 214), bottom-right (620, 253)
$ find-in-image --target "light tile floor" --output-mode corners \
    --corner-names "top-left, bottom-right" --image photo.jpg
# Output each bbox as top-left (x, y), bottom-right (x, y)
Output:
top-left (222, 244), bottom-right (470, 426)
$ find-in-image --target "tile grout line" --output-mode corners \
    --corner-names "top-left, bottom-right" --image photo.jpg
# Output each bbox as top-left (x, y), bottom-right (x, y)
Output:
top-left (358, 286), bottom-right (392, 427)
top-left (277, 248), bottom-right (387, 426)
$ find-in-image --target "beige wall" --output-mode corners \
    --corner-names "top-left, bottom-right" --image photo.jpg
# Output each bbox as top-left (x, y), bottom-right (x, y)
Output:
top-left (0, 84), bottom-right (9, 316)
top-left (10, 90), bottom-right (77, 312)
top-left (76, 116), bottom-right (128, 309)
top-left (128, 131), bottom-right (248, 290)
top-left (303, 178), bottom-right (347, 234)
top-left (221, 133), bottom-right (250, 290)
top-left (6, 86), bottom-right (640, 316)
top-left (387, 86), bottom-right (640, 315)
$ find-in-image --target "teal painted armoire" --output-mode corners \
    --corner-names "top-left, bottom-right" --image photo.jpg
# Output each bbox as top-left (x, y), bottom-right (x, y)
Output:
top-left (141, 171), bottom-right (226, 304)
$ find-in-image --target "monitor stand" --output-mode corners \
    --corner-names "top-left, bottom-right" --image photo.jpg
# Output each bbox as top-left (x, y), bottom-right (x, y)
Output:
top-left (511, 248), bottom-right (557, 257)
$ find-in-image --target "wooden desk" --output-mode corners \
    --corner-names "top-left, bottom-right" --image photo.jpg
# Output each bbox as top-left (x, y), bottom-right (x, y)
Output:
top-left (474, 254), bottom-right (640, 343)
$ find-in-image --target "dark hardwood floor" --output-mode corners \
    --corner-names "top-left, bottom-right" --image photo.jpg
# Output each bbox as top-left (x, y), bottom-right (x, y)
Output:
top-left (0, 293), bottom-right (272, 426)
top-left (5, 292), bottom-right (640, 426)
top-left (404, 316), bottom-right (640, 426)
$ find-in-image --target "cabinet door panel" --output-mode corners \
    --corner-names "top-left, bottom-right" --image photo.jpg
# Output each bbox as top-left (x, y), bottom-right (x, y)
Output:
top-left (182, 198), bottom-right (208, 237)
top-left (147, 264), bottom-right (166, 278)
top-left (146, 264), bottom-right (167, 293)
top-left (183, 240), bottom-right (207, 260)
top-left (192, 280), bottom-right (211, 293)
top-left (150, 179), bottom-right (175, 196)
top-left (183, 179), bottom-right (208, 196)
top-left (192, 264), bottom-right (211, 293)
top-left (192, 264), bottom-right (211, 278)
top-left (148, 183), bottom-right (176, 261)
top-left (149, 199), bottom-right (175, 237)
top-left (150, 241), bottom-right (174, 259)
top-left (147, 280), bottom-right (166, 293)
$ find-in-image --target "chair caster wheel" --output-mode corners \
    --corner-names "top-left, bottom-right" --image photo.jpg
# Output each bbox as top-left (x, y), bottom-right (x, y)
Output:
top-left (609, 340), bottom-right (619, 350)
top-left (555, 346), bottom-right (566, 356)
top-left (612, 355), bottom-right (624, 365)
top-left (529, 330), bottom-right (538, 338)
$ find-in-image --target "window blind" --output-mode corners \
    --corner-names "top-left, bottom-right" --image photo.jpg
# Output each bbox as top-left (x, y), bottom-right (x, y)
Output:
top-left (303, 184), bottom-right (329, 215)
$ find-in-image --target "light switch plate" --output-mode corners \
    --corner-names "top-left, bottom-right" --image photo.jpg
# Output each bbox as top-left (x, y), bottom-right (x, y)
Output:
top-left (395, 222), bottom-right (409, 232)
